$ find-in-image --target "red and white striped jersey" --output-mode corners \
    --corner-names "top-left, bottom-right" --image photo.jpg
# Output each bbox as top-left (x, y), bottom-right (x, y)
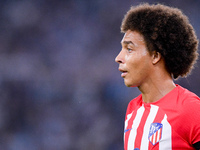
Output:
top-left (124, 85), bottom-right (200, 150)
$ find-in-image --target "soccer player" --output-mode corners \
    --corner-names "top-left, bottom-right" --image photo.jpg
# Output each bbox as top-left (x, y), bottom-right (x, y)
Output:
top-left (115, 3), bottom-right (200, 150)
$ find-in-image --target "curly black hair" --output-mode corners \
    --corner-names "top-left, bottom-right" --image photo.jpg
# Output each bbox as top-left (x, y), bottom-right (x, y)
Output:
top-left (121, 3), bottom-right (199, 79)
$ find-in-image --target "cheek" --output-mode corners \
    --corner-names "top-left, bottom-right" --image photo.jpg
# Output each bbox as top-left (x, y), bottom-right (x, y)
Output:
top-left (125, 50), bottom-right (151, 69)
top-left (126, 54), bottom-right (142, 66)
top-left (128, 55), bottom-right (152, 73)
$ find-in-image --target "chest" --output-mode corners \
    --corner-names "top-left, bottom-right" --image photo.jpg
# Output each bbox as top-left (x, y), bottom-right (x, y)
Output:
top-left (124, 104), bottom-right (193, 150)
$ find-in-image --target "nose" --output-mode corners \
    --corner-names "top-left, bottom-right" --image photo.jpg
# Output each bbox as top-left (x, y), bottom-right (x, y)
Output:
top-left (115, 50), bottom-right (124, 64)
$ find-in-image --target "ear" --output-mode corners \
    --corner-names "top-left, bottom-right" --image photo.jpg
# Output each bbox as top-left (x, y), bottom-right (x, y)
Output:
top-left (152, 51), bottom-right (162, 65)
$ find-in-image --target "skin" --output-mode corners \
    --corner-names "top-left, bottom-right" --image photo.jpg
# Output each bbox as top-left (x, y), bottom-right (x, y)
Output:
top-left (115, 30), bottom-right (176, 103)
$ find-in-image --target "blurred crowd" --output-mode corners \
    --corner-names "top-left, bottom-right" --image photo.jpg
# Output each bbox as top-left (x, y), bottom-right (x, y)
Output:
top-left (0, 0), bottom-right (199, 150)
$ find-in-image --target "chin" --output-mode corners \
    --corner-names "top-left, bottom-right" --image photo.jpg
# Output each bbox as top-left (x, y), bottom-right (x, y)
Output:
top-left (124, 80), bottom-right (138, 87)
top-left (124, 82), bottom-right (136, 87)
top-left (125, 84), bottom-right (132, 87)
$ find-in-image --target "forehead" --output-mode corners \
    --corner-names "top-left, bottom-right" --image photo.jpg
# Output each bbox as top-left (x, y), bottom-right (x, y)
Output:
top-left (121, 30), bottom-right (145, 45)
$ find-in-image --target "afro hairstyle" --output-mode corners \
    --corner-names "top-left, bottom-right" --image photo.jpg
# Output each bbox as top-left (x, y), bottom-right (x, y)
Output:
top-left (121, 3), bottom-right (199, 79)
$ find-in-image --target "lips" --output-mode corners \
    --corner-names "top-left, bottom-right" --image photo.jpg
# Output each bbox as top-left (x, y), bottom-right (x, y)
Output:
top-left (118, 68), bottom-right (128, 78)
top-left (121, 72), bottom-right (128, 78)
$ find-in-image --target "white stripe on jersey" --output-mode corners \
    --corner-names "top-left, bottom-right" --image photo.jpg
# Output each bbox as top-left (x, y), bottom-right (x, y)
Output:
top-left (124, 112), bottom-right (133, 131)
top-left (128, 105), bottom-right (145, 150)
top-left (140, 105), bottom-right (159, 149)
top-left (159, 114), bottom-right (172, 149)
top-left (124, 112), bottom-right (134, 141)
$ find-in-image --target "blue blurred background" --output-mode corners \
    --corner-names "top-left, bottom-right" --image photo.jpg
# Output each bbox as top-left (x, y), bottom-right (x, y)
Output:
top-left (0, 0), bottom-right (199, 150)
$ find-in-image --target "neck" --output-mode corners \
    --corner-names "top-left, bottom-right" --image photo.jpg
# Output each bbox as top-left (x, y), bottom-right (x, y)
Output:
top-left (138, 74), bottom-right (176, 104)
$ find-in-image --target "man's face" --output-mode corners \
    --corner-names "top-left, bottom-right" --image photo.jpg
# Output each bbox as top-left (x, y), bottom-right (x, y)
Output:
top-left (115, 30), bottom-right (153, 87)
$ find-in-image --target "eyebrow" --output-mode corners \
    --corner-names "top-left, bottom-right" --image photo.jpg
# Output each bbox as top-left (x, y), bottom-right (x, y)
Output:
top-left (121, 41), bottom-right (135, 46)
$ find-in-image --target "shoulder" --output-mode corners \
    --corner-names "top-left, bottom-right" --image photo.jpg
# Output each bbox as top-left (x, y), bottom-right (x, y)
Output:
top-left (177, 85), bottom-right (200, 111)
top-left (176, 85), bottom-right (200, 120)
top-left (177, 85), bottom-right (199, 99)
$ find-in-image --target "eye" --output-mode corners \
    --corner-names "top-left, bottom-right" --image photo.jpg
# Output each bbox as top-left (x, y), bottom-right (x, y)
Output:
top-left (127, 48), bottom-right (133, 53)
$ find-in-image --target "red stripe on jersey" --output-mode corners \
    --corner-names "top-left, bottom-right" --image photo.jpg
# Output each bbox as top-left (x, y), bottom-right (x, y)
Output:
top-left (134, 105), bottom-right (151, 148)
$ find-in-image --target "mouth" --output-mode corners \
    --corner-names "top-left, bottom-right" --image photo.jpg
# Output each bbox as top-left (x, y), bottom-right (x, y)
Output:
top-left (118, 68), bottom-right (128, 78)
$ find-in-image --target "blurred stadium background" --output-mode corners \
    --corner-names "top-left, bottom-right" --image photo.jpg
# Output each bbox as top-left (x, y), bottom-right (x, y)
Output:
top-left (0, 0), bottom-right (199, 150)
